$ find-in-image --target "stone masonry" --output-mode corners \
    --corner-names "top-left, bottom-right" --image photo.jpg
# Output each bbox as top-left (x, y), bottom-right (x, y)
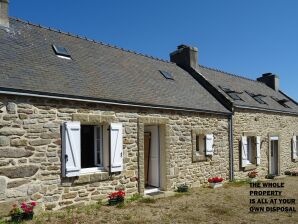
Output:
top-left (233, 109), bottom-right (298, 179)
top-left (0, 95), bottom-right (229, 215)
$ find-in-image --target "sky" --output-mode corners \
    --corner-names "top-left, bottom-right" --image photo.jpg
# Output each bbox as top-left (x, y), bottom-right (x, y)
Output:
top-left (9, 0), bottom-right (298, 101)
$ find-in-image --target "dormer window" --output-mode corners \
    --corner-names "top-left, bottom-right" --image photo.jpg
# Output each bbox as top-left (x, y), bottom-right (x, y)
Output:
top-left (246, 92), bottom-right (267, 104)
top-left (271, 97), bottom-right (290, 108)
top-left (52, 44), bottom-right (71, 59)
top-left (220, 86), bottom-right (243, 101)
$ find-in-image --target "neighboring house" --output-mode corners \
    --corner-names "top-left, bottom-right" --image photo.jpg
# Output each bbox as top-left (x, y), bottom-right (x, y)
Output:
top-left (170, 45), bottom-right (298, 180)
top-left (0, 1), bottom-right (231, 214)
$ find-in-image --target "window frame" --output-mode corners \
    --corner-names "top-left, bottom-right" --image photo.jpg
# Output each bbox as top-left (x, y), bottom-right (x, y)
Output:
top-left (192, 129), bottom-right (213, 162)
top-left (246, 136), bottom-right (255, 165)
top-left (80, 124), bottom-right (106, 174)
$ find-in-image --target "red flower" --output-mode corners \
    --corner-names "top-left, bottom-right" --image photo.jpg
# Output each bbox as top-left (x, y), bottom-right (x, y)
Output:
top-left (31, 201), bottom-right (37, 207)
top-left (208, 177), bottom-right (224, 183)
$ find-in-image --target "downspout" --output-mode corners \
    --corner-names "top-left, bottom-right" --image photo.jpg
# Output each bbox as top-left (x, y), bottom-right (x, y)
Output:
top-left (228, 114), bottom-right (234, 181)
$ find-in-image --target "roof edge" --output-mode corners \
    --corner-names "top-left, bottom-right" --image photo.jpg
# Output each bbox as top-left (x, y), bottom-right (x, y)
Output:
top-left (0, 87), bottom-right (231, 116)
top-left (234, 105), bottom-right (298, 116)
top-left (10, 17), bottom-right (173, 65)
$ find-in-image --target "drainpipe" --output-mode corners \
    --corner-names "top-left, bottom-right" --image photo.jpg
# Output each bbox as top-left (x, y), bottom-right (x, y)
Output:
top-left (228, 114), bottom-right (234, 181)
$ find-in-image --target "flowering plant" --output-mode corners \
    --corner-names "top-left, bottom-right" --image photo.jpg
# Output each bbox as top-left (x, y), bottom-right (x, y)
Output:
top-left (208, 177), bottom-right (224, 183)
top-left (108, 190), bottom-right (126, 205)
top-left (10, 201), bottom-right (37, 222)
top-left (20, 201), bottom-right (37, 214)
top-left (248, 170), bottom-right (258, 178)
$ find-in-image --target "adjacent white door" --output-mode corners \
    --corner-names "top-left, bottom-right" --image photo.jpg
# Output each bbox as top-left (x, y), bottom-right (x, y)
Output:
top-left (144, 126), bottom-right (160, 188)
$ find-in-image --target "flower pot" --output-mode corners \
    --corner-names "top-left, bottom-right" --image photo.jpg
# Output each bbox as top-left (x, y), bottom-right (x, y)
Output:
top-left (108, 198), bottom-right (119, 206)
top-left (23, 212), bottom-right (34, 220)
top-left (11, 214), bottom-right (23, 222)
top-left (209, 182), bottom-right (223, 189)
top-left (249, 177), bottom-right (257, 183)
top-left (177, 185), bottom-right (188, 192)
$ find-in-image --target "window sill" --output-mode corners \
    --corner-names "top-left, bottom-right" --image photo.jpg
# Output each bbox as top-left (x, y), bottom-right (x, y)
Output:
top-left (243, 164), bottom-right (257, 171)
top-left (193, 154), bottom-right (207, 162)
top-left (73, 170), bottom-right (110, 185)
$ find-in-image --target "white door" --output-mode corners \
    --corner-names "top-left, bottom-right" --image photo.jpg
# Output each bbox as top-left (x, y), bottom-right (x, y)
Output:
top-left (270, 137), bottom-right (278, 175)
top-left (145, 126), bottom-right (160, 188)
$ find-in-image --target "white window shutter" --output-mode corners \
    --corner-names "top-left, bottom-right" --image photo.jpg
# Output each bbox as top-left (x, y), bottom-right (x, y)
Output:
top-left (293, 136), bottom-right (297, 159)
top-left (241, 136), bottom-right (248, 167)
top-left (110, 123), bottom-right (123, 172)
top-left (256, 136), bottom-right (261, 165)
top-left (62, 122), bottom-right (81, 177)
top-left (205, 134), bottom-right (214, 156)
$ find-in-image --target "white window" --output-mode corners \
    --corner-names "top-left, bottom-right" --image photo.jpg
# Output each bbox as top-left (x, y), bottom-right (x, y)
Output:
top-left (80, 125), bottom-right (104, 171)
top-left (62, 122), bottom-right (123, 177)
top-left (194, 134), bottom-right (214, 156)
top-left (241, 136), bottom-right (261, 167)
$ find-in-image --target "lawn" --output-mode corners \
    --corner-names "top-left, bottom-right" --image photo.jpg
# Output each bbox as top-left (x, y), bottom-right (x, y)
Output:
top-left (2, 176), bottom-right (298, 224)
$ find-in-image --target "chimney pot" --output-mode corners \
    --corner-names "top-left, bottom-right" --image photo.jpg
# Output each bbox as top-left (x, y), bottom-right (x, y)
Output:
top-left (257, 73), bottom-right (280, 91)
top-left (0, 0), bottom-right (9, 28)
top-left (170, 44), bottom-right (198, 69)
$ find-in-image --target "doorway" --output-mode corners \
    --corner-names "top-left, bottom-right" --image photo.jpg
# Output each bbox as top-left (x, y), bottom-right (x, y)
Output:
top-left (270, 137), bottom-right (279, 175)
top-left (144, 125), bottom-right (160, 194)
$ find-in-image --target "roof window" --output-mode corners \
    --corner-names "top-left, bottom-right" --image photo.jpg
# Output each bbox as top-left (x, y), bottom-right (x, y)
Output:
top-left (159, 70), bottom-right (174, 80)
top-left (246, 92), bottom-right (267, 104)
top-left (271, 97), bottom-right (291, 108)
top-left (220, 86), bottom-right (243, 101)
top-left (52, 44), bottom-right (71, 59)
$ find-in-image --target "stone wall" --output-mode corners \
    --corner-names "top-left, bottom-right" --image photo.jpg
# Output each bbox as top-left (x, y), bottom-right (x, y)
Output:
top-left (233, 109), bottom-right (298, 179)
top-left (0, 95), bottom-right (229, 215)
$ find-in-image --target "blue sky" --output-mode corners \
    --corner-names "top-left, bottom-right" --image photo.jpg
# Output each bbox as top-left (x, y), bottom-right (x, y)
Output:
top-left (10, 0), bottom-right (298, 101)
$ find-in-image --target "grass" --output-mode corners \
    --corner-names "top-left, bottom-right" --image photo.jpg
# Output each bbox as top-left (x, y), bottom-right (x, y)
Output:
top-left (139, 197), bottom-right (156, 204)
top-left (2, 176), bottom-right (297, 224)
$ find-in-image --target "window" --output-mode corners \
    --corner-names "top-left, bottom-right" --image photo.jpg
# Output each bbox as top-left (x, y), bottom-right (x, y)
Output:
top-left (52, 44), bottom-right (71, 59)
top-left (292, 136), bottom-right (297, 160)
top-left (159, 70), bottom-right (174, 80)
top-left (246, 92), bottom-right (267, 104)
top-left (219, 86), bottom-right (243, 101)
top-left (192, 130), bottom-right (214, 162)
top-left (62, 121), bottom-right (123, 177)
top-left (271, 97), bottom-right (291, 108)
top-left (196, 134), bottom-right (206, 155)
top-left (81, 125), bottom-right (103, 169)
top-left (241, 135), bottom-right (261, 168)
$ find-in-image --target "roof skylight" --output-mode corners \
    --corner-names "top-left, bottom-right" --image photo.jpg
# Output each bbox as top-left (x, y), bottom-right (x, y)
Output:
top-left (159, 70), bottom-right (174, 80)
top-left (271, 97), bottom-right (290, 108)
top-left (52, 44), bottom-right (71, 58)
top-left (246, 92), bottom-right (267, 105)
top-left (220, 86), bottom-right (243, 101)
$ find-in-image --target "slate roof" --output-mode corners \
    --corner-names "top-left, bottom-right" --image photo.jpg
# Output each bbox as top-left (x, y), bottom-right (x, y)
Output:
top-left (0, 18), bottom-right (230, 114)
top-left (197, 65), bottom-right (298, 114)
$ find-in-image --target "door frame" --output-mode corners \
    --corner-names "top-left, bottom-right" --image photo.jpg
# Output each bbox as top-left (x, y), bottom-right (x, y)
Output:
top-left (144, 126), bottom-right (160, 189)
top-left (268, 134), bottom-right (280, 176)
top-left (137, 117), bottom-right (169, 195)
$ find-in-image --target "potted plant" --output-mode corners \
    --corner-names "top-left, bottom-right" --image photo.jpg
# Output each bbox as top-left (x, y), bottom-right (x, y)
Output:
top-left (21, 201), bottom-right (37, 220)
top-left (248, 170), bottom-right (258, 182)
top-left (108, 190), bottom-right (126, 206)
top-left (208, 177), bottom-right (224, 188)
top-left (10, 201), bottom-right (37, 222)
top-left (177, 184), bottom-right (189, 192)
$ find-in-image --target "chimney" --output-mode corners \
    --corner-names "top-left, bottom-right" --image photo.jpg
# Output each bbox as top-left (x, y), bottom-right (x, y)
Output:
top-left (0, 0), bottom-right (9, 28)
top-left (170, 45), bottom-right (198, 69)
top-left (257, 73), bottom-right (279, 91)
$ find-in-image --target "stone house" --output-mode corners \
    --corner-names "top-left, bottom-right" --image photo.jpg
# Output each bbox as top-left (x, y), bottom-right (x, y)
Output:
top-left (0, 1), bottom-right (231, 214)
top-left (169, 45), bottom-right (298, 180)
